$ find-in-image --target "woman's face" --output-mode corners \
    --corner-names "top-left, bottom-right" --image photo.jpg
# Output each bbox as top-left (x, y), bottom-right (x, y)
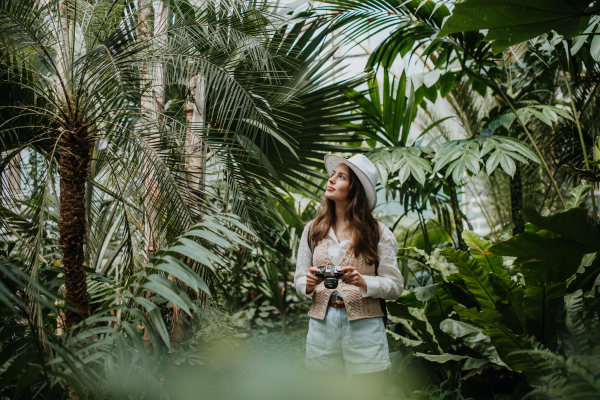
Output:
top-left (325, 164), bottom-right (351, 203)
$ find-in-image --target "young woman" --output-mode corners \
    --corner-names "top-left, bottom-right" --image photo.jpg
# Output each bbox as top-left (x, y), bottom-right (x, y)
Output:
top-left (294, 154), bottom-right (404, 384)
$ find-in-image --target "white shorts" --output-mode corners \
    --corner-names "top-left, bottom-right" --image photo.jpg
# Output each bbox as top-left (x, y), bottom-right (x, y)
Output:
top-left (305, 307), bottom-right (391, 374)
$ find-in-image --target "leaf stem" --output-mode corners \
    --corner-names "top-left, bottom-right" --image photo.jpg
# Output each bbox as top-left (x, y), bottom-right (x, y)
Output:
top-left (458, 44), bottom-right (567, 208)
top-left (481, 69), bottom-right (567, 209)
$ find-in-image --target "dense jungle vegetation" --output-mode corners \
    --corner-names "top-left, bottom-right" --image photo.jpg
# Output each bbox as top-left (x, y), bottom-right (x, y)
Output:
top-left (1, 0), bottom-right (599, 399)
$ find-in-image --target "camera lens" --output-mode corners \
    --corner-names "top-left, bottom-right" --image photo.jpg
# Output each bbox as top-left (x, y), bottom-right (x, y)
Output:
top-left (324, 277), bottom-right (338, 289)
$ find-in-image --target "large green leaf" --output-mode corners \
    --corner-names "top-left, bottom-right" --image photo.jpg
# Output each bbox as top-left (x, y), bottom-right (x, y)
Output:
top-left (568, 255), bottom-right (600, 294)
top-left (521, 206), bottom-right (600, 251)
top-left (438, 0), bottom-right (599, 53)
top-left (414, 352), bottom-right (478, 364)
top-left (441, 248), bottom-right (500, 310)
top-left (558, 289), bottom-right (591, 357)
top-left (566, 182), bottom-right (593, 210)
top-left (463, 231), bottom-right (527, 334)
top-left (442, 276), bottom-right (481, 311)
top-left (490, 233), bottom-right (593, 284)
top-left (458, 308), bottom-right (551, 384)
top-left (424, 286), bottom-right (458, 351)
top-left (387, 302), bottom-right (442, 354)
top-left (523, 282), bottom-right (565, 350)
top-left (440, 319), bottom-right (507, 367)
top-left (396, 291), bottom-right (426, 309)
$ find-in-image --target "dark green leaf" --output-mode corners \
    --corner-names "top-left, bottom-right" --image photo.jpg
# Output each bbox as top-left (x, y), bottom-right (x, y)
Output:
top-left (441, 248), bottom-right (500, 310)
top-left (424, 286), bottom-right (457, 351)
top-left (463, 231), bottom-right (527, 334)
top-left (438, 0), bottom-right (597, 53)
top-left (557, 289), bottom-right (591, 357)
top-left (522, 206), bottom-right (600, 250)
top-left (523, 282), bottom-right (565, 349)
top-left (459, 308), bottom-right (550, 384)
top-left (440, 319), bottom-right (507, 367)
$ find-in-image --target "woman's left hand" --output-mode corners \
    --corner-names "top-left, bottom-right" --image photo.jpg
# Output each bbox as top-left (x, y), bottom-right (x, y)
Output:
top-left (340, 266), bottom-right (367, 291)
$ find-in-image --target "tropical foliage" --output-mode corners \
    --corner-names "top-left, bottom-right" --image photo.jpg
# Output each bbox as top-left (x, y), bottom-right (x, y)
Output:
top-left (1, 0), bottom-right (600, 399)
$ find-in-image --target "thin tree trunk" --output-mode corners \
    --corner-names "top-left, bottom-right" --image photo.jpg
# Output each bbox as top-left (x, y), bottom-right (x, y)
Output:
top-left (138, 1), bottom-right (153, 113)
top-left (281, 270), bottom-right (287, 334)
top-left (139, 0), bottom-right (156, 349)
top-left (510, 163), bottom-right (525, 235)
top-left (138, 0), bottom-right (169, 257)
top-left (184, 74), bottom-right (206, 199)
top-left (59, 125), bottom-right (91, 326)
top-left (417, 210), bottom-right (432, 255)
top-left (152, 0), bottom-right (168, 124)
top-left (448, 178), bottom-right (466, 251)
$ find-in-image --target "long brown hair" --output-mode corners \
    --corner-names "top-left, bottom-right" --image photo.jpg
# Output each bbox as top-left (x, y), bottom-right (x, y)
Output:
top-left (310, 166), bottom-right (379, 264)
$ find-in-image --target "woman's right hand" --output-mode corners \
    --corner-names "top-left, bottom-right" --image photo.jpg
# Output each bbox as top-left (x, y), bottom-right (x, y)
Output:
top-left (306, 267), bottom-right (324, 294)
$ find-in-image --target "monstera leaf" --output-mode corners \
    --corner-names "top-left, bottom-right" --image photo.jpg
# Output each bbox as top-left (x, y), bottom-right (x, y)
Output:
top-left (438, 0), bottom-right (600, 53)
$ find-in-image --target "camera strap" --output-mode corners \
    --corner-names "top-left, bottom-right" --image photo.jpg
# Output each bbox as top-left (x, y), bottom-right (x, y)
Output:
top-left (307, 221), bottom-right (388, 326)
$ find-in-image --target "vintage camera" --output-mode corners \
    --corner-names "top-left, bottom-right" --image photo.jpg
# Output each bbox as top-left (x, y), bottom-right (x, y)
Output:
top-left (314, 265), bottom-right (346, 289)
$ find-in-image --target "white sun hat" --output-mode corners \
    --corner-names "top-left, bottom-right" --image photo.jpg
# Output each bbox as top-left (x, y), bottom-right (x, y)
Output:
top-left (324, 154), bottom-right (378, 211)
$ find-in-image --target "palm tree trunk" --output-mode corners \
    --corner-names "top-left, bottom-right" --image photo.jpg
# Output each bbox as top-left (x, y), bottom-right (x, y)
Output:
top-left (152, 0), bottom-right (168, 123)
top-left (448, 178), bottom-right (466, 251)
top-left (59, 125), bottom-right (91, 326)
top-left (138, 1), bottom-right (153, 114)
top-left (184, 74), bottom-right (206, 198)
top-left (510, 163), bottom-right (525, 235)
top-left (138, 0), bottom-right (169, 257)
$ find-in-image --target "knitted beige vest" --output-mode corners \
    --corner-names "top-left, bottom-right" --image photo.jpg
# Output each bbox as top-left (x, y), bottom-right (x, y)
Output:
top-left (307, 222), bottom-right (384, 321)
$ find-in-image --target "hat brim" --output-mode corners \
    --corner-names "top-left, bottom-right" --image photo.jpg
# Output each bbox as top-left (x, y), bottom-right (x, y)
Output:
top-left (324, 154), bottom-right (377, 211)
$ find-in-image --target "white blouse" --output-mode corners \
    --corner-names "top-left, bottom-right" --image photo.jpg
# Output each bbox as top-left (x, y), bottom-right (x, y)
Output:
top-left (294, 222), bottom-right (404, 300)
